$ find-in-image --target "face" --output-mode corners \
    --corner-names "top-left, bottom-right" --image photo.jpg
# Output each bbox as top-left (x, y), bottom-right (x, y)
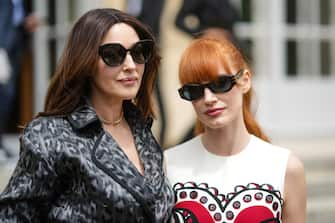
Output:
top-left (191, 65), bottom-right (250, 130)
top-left (92, 23), bottom-right (145, 101)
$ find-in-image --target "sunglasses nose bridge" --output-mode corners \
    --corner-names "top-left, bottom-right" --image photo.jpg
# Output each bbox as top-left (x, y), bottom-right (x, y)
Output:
top-left (122, 50), bottom-right (137, 67)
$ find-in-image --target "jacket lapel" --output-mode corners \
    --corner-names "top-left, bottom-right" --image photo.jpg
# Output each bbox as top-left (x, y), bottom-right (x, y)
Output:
top-left (67, 100), bottom-right (165, 212)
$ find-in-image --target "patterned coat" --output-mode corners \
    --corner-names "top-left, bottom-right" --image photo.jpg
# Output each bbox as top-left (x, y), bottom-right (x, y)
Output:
top-left (0, 101), bottom-right (174, 223)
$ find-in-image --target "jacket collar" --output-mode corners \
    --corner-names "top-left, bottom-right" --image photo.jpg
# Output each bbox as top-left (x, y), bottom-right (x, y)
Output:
top-left (67, 99), bottom-right (153, 130)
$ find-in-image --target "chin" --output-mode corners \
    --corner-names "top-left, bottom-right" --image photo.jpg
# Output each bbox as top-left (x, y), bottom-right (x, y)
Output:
top-left (205, 119), bottom-right (228, 129)
top-left (207, 124), bottom-right (226, 130)
top-left (117, 88), bottom-right (139, 99)
top-left (122, 93), bottom-right (138, 100)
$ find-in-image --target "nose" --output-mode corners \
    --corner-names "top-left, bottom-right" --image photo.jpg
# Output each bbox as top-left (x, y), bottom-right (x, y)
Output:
top-left (123, 52), bottom-right (136, 69)
top-left (203, 88), bottom-right (218, 104)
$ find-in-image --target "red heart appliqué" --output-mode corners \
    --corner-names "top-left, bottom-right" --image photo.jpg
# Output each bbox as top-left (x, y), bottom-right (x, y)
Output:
top-left (172, 182), bottom-right (282, 223)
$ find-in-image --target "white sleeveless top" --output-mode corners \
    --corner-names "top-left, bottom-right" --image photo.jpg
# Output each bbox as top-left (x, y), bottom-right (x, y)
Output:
top-left (165, 135), bottom-right (290, 223)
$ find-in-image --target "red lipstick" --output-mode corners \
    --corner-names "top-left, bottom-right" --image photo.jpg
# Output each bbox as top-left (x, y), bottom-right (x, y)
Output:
top-left (205, 108), bottom-right (225, 117)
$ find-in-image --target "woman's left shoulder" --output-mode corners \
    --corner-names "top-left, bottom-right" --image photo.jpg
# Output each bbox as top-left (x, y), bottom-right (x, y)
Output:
top-left (251, 135), bottom-right (291, 156)
top-left (286, 153), bottom-right (305, 177)
top-left (282, 151), bottom-right (306, 222)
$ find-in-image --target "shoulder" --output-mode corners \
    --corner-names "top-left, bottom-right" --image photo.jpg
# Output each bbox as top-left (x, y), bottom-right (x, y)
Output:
top-left (282, 152), bottom-right (306, 221)
top-left (21, 116), bottom-right (70, 152)
top-left (164, 135), bottom-right (203, 168)
top-left (24, 115), bottom-right (69, 137)
top-left (165, 136), bottom-right (201, 157)
top-left (250, 135), bottom-right (291, 157)
top-left (252, 136), bottom-right (305, 185)
top-left (286, 153), bottom-right (305, 180)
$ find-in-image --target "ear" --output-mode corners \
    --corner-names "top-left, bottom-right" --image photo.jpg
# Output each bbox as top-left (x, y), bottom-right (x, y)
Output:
top-left (239, 69), bottom-right (251, 93)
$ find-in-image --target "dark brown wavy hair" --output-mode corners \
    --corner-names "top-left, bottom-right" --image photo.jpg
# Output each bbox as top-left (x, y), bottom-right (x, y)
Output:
top-left (39, 8), bottom-right (160, 119)
top-left (179, 37), bottom-right (269, 142)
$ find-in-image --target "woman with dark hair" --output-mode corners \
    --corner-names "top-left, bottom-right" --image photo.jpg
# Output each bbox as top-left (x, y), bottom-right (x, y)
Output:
top-left (165, 37), bottom-right (306, 222)
top-left (0, 8), bottom-right (174, 222)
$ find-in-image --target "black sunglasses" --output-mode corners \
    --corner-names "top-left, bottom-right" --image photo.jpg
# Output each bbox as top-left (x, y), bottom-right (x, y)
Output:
top-left (99, 39), bottom-right (153, 67)
top-left (178, 69), bottom-right (244, 101)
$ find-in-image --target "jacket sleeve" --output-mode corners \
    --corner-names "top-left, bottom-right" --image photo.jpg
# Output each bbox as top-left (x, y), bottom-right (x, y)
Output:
top-left (0, 130), bottom-right (58, 223)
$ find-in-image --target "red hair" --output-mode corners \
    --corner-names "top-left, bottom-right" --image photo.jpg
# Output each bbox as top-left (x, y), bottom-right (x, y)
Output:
top-left (179, 37), bottom-right (270, 142)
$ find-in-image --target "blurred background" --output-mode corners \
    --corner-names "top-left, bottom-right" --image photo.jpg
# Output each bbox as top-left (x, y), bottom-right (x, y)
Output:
top-left (0, 0), bottom-right (334, 222)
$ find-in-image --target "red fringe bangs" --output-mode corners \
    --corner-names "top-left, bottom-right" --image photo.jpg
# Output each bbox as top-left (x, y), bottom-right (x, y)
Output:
top-left (179, 39), bottom-right (229, 85)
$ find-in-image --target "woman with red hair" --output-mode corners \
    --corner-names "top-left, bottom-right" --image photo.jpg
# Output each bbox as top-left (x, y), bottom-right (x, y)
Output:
top-left (165, 37), bottom-right (306, 223)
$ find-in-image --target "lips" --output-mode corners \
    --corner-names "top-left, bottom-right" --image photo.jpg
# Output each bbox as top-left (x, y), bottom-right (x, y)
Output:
top-left (118, 77), bottom-right (138, 85)
top-left (205, 107), bottom-right (225, 116)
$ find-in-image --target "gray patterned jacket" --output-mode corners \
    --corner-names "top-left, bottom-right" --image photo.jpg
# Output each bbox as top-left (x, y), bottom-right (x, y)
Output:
top-left (0, 101), bottom-right (174, 223)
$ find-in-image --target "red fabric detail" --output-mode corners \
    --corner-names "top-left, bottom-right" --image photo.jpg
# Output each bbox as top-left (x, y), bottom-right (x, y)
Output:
top-left (234, 206), bottom-right (274, 223)
top-left (175, 201), bottom-right (215, 223)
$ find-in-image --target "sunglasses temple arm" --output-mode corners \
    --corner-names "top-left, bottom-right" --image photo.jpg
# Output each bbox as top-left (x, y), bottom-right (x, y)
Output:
top-left (233, 69), bottom-right (244, 82)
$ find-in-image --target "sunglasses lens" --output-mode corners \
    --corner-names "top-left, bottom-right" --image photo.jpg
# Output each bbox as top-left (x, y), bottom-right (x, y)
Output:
top-left (211, 76), bottom-right (234, 93)
top-left (100, 44), bottom-right (125, 66)
top-left (131, 40), bottom-right (153, 64)
top-left (99, 40), bottom-right (153, 66)
top-left (179, 76), bottom-right (236, 101)
top-left (178, 72), bottom-right (242, 101)
top-left (179, 85), bottom-right (204, 101)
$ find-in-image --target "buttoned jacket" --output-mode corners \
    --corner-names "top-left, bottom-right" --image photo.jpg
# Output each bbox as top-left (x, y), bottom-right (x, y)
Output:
top-left (0, 101), bottom-right (174, 222)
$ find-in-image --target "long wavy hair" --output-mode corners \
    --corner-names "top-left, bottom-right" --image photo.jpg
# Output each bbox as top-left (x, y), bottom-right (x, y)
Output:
top-left (39, 8), bottom-right (160, 119)
top-left (179, 37), bottom-right (269, 142)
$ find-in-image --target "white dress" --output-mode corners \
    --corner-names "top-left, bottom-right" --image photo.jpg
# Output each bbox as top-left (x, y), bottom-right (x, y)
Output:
top-left (165, 135), bottom-right (290, 223)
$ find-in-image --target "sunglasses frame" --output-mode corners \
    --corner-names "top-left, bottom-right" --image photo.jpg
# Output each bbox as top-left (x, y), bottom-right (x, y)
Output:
top-left (99, 39), bottom-right (154, 67)
top-left (178, 69), bottom-right (245, 101)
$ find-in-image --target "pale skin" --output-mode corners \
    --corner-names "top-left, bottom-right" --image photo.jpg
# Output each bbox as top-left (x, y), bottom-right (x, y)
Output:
top-left (282, 154), bottom-right (307, 223)
top-left (90, 23), bottom-right (145, 175)
top-left (193, 67), bottom-right (306, 222)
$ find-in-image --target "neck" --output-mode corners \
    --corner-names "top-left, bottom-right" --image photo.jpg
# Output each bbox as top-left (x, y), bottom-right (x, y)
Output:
top-left (201, 118), bottom-right (251, 156)
top-left (90, 92), bottom-right (124, 126)
top-left (99, 110), bottom-right (124, 126)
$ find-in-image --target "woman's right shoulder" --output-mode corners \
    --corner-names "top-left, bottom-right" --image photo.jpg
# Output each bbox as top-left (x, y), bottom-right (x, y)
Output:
top-left (25, 115), bottom-right (68, 130)
top-left (164, 135), bottom-right (202, 157)
top-left (22, 116), bottom-right (69, 143)
top-left (15, 116), bottom-right (65, 160)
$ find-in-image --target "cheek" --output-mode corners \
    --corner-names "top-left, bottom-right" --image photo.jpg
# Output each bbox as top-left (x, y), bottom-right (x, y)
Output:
top-left (96, 60), bottom-right (107, 79)
top-left (96, 60), bottom-right (120, 79)
top-left (138, 64), bottom-right (145, 77)
top-left (192, 101), bottom-right (204, 117)
top-left (135, 65), bottom-right (145, 85)
top-left (97, 58), bottom-right (106, 73)
top-left (226, 91), bottom-right (244, 113)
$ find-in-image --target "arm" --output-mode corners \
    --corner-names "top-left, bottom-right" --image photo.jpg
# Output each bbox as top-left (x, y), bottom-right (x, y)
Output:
top-left (282, 153), bottom-right (307, 223)
top-left (0, 129), bottom-right (58, 222)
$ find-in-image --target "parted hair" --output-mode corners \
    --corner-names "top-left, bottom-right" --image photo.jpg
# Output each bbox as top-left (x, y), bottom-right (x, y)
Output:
top-left (40, 8), bottom-right (160, 119)
top-left (179, 37), bottom-right (269, 142)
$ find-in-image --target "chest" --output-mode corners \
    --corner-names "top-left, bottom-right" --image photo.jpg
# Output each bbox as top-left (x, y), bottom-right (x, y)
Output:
top-left (51, 130), bottom-right (174, 222)
top-left (167, 147), bottom-right (287, 223)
